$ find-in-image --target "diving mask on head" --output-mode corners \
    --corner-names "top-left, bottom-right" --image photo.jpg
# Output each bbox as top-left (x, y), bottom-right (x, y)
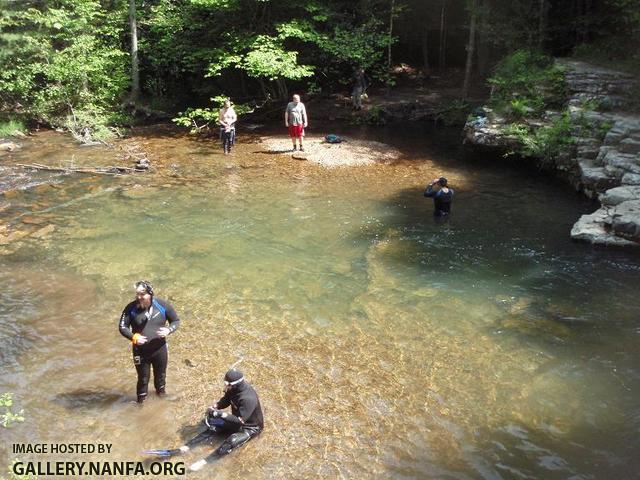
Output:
top-left (134, 280), bottom-right (154, 296)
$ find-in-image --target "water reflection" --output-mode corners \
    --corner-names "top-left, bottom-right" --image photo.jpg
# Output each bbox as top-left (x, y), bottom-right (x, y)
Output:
top-left (1, 127), bottom-right (639, 479)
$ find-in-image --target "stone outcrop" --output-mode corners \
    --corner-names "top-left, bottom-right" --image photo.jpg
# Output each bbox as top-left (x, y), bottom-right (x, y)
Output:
top-left (464, 59), bottom-right (640, 247)
top-left (562, 61), bottom-right (640, 246)
top-left (463, 110), bottom-right (522, 150)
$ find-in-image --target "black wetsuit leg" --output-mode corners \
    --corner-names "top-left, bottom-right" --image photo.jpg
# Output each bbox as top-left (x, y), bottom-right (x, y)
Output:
top-left (222, 131), bottom-right (233, 153)
top-left (215, 430), bottom-right (252, 456)
top-left (186, 429), bottom-right (219, 448)
top-left (150, 344), bottom-right (168, 394)
top-left (134, 353), bottom-right (151, 402)
top-left (205, 427), bottom-right (261, 460)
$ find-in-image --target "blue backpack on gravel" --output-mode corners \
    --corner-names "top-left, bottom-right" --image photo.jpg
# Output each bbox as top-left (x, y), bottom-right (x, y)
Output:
top-left (324, 134), bottom-right (342, 144)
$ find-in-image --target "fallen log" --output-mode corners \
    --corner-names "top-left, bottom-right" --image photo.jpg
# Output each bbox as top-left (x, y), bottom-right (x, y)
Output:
top-left (16, 163), bottom-right (142, 175)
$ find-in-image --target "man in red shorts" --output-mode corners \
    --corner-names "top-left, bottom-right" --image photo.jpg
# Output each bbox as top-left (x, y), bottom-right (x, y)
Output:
top-left (284, 94), bottom-right (308, 152)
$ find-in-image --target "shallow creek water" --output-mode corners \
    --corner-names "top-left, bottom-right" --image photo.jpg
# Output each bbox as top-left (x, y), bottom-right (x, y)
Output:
top-left (1, 125), bottom-right (639, 479)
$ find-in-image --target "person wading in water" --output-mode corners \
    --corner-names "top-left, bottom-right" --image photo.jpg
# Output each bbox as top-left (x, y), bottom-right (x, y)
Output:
top-left (218, 99), bottom-right (237, 155)
top-left (118, 281), bottom-right (180, 404)
top-left (424, 177), bottom-right (454, 217)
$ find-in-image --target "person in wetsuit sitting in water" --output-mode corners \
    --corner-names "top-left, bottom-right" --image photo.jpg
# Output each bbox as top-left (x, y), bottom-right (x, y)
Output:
top-left (424, 176), bottom-right (454, 217)
top-left (144, 369), bottom-right (263, 472)
top-left (189, 369), bottom-right (264, 471)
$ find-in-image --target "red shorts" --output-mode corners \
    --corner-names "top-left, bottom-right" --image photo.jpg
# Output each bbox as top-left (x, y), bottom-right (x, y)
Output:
top-left (288, 124), bottom-right (305, 138)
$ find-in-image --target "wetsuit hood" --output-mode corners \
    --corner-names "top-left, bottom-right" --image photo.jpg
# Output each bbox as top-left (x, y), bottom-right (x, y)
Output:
top-left (224, 369), bottom-right (244, 386)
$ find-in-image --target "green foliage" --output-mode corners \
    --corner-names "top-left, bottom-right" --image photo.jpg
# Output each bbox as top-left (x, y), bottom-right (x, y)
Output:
top-left (2, 0), bottom-right (396, 128)
top-left (173, 97), bottom-right (252, 134)
top-left (504, 112), bottom-right (573, 162)
top-left (241, 36), bottom-right (314, 81)
top-left (1, 393), bottom-right (24, 428)
top-left (0, 0), bottom-right (129, 142)
top-left (190, 0), bottom-right (240, 7)
top-left (0, 119), bottom-right (26, 137)
top-left (173, 107), bottom-right (220, 133)
top-left (351, 105), bottom-right (386, 125)
top-left (65, 105), bottom-right (122, 143)
top-left (313, 20), bottom-right (393, 73)
top-left (436, 99), bottom-right (472, 126)
top-left (142, 0), bottom-right (394, 104)
top-left (571, 100), bottom-right (616, 140)
top-left (0, 393), bottom-right (32, 480)
top-left (489, 50), bottom-right (566, 118)
top-left (508, 98), bottom-right (535, 119)
top-left (599, 121), bottom-right (614, 139)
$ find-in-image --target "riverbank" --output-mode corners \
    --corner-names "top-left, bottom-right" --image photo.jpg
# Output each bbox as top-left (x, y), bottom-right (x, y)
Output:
top-left (464, 59), bottom-right (640, 247)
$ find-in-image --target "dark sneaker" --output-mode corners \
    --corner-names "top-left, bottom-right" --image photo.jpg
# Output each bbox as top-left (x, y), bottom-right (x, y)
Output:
top-left (299, 146), bottom-right (305, 152)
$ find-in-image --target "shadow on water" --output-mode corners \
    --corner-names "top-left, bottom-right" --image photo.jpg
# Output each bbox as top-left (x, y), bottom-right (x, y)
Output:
top-left (53, 389), bottom-right (129, 410)
top-left (349, 167), bottom-right (640, 348)
top-left (254, 149), bottom-right (292, 155)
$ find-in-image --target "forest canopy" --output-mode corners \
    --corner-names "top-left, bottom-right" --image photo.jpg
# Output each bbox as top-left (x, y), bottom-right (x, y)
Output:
top-left (0, 0), bottom-right (638, 139)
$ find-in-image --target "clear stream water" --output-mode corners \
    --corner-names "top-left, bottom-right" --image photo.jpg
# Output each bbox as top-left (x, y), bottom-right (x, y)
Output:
top-left (0, 125), bottom-right (639, 479)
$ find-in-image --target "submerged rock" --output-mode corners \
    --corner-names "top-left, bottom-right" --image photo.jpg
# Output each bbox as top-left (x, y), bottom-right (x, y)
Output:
top-left (21, 215), bottom-right (53, 225)
top-left (31, 224), bottom-right (56, 239)
top-left (0, 141), bottom-right (21, 152)
top-left (120, 185), bottom-right (157, 199)
top-left (0, 229), bottom-right (30, 245)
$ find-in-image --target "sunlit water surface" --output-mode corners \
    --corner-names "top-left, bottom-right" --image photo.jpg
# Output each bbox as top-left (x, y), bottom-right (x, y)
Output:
top-left (1, 126), bottom-right (639, 479)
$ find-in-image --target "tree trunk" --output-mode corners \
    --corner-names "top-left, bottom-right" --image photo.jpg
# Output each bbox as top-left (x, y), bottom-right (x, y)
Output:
top-left (574, 0), bottom-right (581, 47)
top-left (538, 0), bottom-right (547, 49)
top-left (582, 0), bottom-right (591, 43)
top-left (239, 71), bottom-right (248, 98)
top-left (258, 78), bottom-right (269, 99)
top-left (387, 0), bottom-right (395, 69)
top-left (462, 0), bottom-right (478, 99)
top-left (276, 78), bottom-right (288, 100)
top-left (129, 0), bottom-right (140, 103)
top-left (439, 0), bottom-right (447, 70)
top-left (422, 23), bottom-right (430, 73)
top-left (476, 0), bottom-right (489, 78)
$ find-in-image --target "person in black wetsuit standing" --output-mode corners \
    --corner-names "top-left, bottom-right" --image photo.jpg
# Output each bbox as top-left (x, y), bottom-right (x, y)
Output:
top-left (424, 177), bottom-right (454, 217)
top-left (188, 369), bottom-right (264, 471)
top-left (118, 280), bottom-right (180, 404)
